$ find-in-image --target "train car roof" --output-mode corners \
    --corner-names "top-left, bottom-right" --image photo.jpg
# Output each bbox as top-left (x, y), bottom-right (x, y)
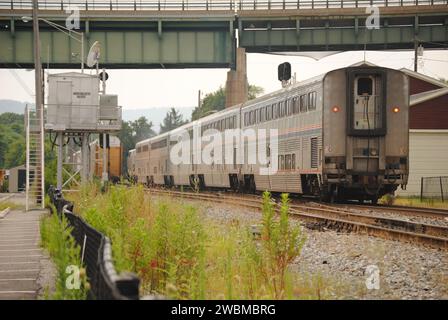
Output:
top-left (133, 63), bottom-right (401, 146)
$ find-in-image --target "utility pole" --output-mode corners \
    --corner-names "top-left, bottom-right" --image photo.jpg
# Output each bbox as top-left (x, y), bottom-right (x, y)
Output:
top-left (414, 37), bottom-right (419, 72)
top-left (32, 0), bottom-right (45, 207)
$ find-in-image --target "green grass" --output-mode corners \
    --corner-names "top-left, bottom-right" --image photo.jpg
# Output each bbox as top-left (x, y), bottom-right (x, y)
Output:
top-left (380, 195), bottom-right (448, 209)
top-left (67, 183), bottom-right (352, 299)
top-left (40, 196), bottom-right (88, 300)
top-left (0, 201), bottom-right (21, 211)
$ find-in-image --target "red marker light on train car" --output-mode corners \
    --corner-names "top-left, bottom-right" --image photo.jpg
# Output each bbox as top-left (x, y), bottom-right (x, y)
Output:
top-left (393, 107), bottom-right (400, 113)
top-left (332, 106), bottom-right (340, 113)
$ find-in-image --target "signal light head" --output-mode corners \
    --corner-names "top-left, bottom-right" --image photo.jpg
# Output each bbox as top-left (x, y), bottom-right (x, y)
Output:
top-left (393, 107), bottom-right (400, 113)
top-left (332, 106), bottom-right (340, 113)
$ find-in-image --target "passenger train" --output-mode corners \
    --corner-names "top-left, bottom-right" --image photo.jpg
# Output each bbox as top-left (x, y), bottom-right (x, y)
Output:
top-left (128, 65), bottom-right (409, 202)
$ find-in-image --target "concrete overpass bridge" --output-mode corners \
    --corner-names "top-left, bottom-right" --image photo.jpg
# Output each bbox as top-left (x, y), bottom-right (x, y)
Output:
top-left (0, 0), bottom-right (447, 69)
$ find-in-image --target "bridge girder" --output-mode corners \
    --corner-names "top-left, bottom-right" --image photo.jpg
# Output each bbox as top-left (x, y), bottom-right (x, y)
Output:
top-left (0, 5), bottom-right (447, 69)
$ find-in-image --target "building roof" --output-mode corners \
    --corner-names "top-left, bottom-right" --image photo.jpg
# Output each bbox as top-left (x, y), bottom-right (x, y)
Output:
top-left (399, 68), bottom-right (448, 89)
top-left (410, 87), bottom-right (448, 106)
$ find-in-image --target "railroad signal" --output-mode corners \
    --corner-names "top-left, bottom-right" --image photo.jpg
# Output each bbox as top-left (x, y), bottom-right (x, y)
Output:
top-left (278, 62), bottom-right (291, 82)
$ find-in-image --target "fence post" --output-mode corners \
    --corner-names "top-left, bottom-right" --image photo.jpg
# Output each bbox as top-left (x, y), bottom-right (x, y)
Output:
top-left (440, 177), bottom-right (445, 202)
top-left (420, 177), bottom-right (424, 202)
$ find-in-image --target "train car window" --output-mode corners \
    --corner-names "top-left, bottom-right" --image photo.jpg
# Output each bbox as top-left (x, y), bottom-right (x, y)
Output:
top-left (251, 110), bottom-right (256, 125)
top-left (137, 147), bottom-right (141, 153)
top-left (300, 94), bottom-right (307, 113)
top-left (221, 119), bottom-right (225, 131)
top-left (308, 92), bottom-right (317, 111)
top-left (280, 155), bottom-right (285, 170)
top-left (142, 145), bottom-right (149, 152)
top-left (244, 113), bottom-right (248, 126)
top-left (293, 97), bottom-right (299, 114)
top-left (291, 154), bottom-right (296, 169)
top-left (357, 77), bottom-right (373, 95)
top-left (285, 154), bottom-right (291, 170)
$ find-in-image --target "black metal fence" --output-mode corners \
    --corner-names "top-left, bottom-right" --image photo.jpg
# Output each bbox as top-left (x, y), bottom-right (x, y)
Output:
top-left (47, 186), bottom-right (140, 300)
top-left (420, 176), bottom-right (448, 202)
top-left (1, 0), bottom-right (447, 11)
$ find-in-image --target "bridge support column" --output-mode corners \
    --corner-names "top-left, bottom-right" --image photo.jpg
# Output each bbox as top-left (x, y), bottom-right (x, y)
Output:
top-left (225, 47), bottom-right (248, 108)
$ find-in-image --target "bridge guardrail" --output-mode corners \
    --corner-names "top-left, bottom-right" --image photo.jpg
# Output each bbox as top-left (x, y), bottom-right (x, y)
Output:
top-left (0, 0), bottom-right (446, 11)
top-left (47, 186), bottom-right (140, 300)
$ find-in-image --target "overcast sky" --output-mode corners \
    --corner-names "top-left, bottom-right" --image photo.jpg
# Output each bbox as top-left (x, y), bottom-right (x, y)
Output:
top-left (0, 49), bottom-right (447, 110)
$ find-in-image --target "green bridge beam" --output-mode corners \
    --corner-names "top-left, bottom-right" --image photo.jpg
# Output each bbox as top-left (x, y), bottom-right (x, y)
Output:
top-left (0, 4), bottom-right (447, 69)
top-left (0, 14), bottom-right (235, 69)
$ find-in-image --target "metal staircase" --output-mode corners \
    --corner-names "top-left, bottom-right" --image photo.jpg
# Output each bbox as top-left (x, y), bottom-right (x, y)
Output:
top-left (25, 105), bottom-right (45, 210)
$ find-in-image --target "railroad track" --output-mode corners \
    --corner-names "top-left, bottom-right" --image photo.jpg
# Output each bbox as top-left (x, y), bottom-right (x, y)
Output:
top-left (146, 188), bottom-right (448, 249)
top-left (331, 203), bottom-right (448, 219)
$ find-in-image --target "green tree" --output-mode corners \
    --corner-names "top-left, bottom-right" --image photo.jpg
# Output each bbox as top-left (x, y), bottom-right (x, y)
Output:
top-left (192, 84), bottom-right (264, 120)
top-left (132, 116), bottom-right (156, 142)
top-left (160, 108), bottom-right (188, 134)
top-left (117, 117), bottom-right (156, 173)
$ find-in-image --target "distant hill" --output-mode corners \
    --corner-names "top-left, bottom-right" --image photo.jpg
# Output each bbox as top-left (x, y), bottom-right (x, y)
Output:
top-left (0, 100), bottom-right (32, 114)
top-left (122, 107), bottom-right (194, 131)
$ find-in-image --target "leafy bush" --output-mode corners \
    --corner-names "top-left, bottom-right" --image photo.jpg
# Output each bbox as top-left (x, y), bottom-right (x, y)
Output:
top-left (379, 193), bottom-right (395, 205)
top-left (40, 197), bottom-right (88, 299)
top-left (68, 185), bottom-right (312, 299)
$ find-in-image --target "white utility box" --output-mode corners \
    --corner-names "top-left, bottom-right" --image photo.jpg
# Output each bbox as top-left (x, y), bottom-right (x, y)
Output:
top-left (46, 72), bottom-right (99, 131)
top-left (99, 94), bottom-right (119, 121)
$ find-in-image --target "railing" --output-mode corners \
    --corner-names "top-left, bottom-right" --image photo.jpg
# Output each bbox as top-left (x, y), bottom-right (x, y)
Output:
top-left (0, 0), bottom-right (446, 11)
top-left (421, 176), bottom-right (448, 202)
top-left (47, 186), bottom-right (141, 300)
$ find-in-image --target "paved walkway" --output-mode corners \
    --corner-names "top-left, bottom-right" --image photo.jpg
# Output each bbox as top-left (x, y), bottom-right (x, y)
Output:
top-left (0, 198), bottom-right (48, 300)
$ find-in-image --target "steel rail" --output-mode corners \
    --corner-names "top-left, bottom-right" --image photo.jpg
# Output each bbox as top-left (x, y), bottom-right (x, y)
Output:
top-left (146, 188), bottom-right (448, 249)
top-left (327, 202), bottom-right (448, 219)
